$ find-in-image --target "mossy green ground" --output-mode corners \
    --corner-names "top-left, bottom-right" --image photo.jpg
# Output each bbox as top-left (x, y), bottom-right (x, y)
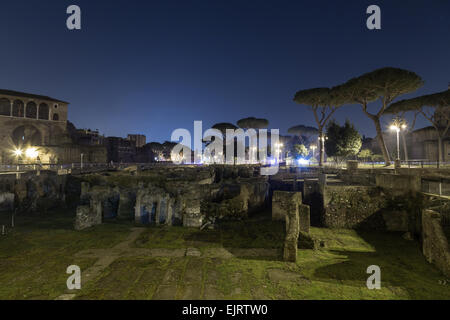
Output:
top-left (0, 210), bottom-right (448, 300)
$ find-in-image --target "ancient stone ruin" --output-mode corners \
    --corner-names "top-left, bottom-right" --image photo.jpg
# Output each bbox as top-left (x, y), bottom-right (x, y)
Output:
top-left (71, 165), bottom-right (269, 230)
top-left (272, 191), bottom-right (311, 262)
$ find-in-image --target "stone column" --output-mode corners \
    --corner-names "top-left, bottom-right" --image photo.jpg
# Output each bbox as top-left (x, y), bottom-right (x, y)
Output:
top-left (166, 198), bottom-right (174, 226)
top-left (283, 195), bottom-right (300, 262)
top-left (134, 191), bottom-right (142, 224)
top-left (10, 100), bottom-right (13, 117)
top-left (272, 190), bottom-right (302, 221)
top-left (155, 199), bottom-right (161, 225)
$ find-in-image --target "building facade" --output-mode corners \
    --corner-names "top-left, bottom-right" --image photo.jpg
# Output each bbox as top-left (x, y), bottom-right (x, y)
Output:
top-left (127, 134), bottom-right (146, 148)
top-left (0, 89), bottom-right (69, 148)
top-left (0, 89), bottom-right (107, 164)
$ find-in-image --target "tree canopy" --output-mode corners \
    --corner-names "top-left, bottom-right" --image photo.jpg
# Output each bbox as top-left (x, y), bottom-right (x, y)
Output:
top-left (287, 125), bottom-right (318, 137)
top-left (325, 120), bottom-right (362, 160)
top-left (342, 67), bottom-right (424, 107)
top-left (385, 89), bottom-right (450, 114)
top-left (293, 144), bottom-right (309, 158)
top-left (211, 122), bottom-right (238, 135)
top-left (339, 67), bottom-right (423, 166)
top-left (236, 117), bottom-right (269, 129)
top-left (293, 85), bottom-right (349, 166)
top-left (385, 89), bottom-right (450, 163)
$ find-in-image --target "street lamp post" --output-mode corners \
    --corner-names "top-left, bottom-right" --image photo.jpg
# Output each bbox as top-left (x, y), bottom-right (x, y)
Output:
top-left (310, 145), bottom-right (317, 159)
top-left (390, 118), bottom-right (407, 166)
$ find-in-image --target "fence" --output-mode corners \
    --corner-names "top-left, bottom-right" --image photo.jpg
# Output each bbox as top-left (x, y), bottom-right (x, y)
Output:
top-left (421, 177), bottom-right (450, 197)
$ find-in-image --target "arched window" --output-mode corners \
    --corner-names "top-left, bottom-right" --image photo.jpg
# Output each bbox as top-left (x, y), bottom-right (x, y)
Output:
top-left (26, 101), bottom-right (37, 119)
top-left (12, 100), bottom-right (24, 117)
top-left (38, 103), bottom-right (49, 120)
top-left (53, 113), bottom-right (59, 121)
top-left (12, 125), bottom-right (42, 146)
top-left (0, 98), bottom-right (10, 116)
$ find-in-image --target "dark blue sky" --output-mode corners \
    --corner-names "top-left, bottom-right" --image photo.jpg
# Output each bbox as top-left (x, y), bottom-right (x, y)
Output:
top-left (0, 0), bottom-right (449, 142)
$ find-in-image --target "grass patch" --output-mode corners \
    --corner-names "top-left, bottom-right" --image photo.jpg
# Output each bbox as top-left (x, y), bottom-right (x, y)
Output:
top-left (134, 218), bottom-right (285, 250)
top-left (0, 212), bottom-right (448, 300)
top-left (0, 210), bottom-right (132, 299)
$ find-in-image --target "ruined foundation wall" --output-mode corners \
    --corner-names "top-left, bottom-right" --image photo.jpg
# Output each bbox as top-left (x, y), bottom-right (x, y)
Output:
top-left (0, 171), bottom-right (67, 214)
top-left (422, 209), bottom-right (450, 277)
top-left (322, 185), bottom-right (388, 229)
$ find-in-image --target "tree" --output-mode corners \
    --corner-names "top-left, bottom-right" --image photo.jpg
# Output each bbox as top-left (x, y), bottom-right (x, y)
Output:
top-left (209, 122), bottom-right (239, 159)
top-left (236, 117), bottom-right (269, 129)
top-left (236, 117), bottom-right (269, 160)
top-left (293, 86), bottom-right (347, 166)
top-left (341, 67), bottom-right (423, 166)
top-left (287, 125), bottom-right (318, 145)
top-left (385, 89), bottom-right (450, 163)
top-left (162, 141), bottom-right (178, 160)
top-left (325, 120), bottom-right (362, 161)
top-left (147, 142), bottom-right (164, 160)
top-left (293, 144), bottom-right (309, 158)
top-left (358, 148), bottom-right (373, 162)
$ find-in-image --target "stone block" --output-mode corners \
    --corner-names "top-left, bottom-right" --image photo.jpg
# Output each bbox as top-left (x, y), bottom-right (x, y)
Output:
top-left (183, 213), bottom-right (204, 228)
top-left (272, 191), bottom-right (302, 221)
top-left (298, 203), bottom-right (310, 233)
top-left (0, 193), bottom-right (14, 212)
top-left (422, 209), bottom-right (450, 277)
top-left (74, 205), bottom-right (101, 230)
top-left (283, 239), bottom-right (297, 262)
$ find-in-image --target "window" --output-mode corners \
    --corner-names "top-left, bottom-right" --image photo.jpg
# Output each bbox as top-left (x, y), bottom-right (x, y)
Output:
top-left (53, 113), bottom-right (59, 121)
top-left (12, 100), bottom-right (24, 117)
top-left (26, 101), bottom-right (37, 118)
top-left (38, 103), bottom-right (49, 120)
top-left (0, 98), bottom-right (10, 116)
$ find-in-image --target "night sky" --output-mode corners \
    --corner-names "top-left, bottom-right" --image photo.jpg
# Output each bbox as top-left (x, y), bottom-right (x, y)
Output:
top-left (0, 0), bottom-right (449, 143)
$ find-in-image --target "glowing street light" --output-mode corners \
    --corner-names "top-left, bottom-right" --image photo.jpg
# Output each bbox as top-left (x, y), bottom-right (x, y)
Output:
top-left (390, 118), bottom-right (407, 161)
top-left (25, 147), bottom-right (38, 159)
top-left (13, 148), bottom-right (23, 157)
top-left (274, 143), bottom-right (284, 161)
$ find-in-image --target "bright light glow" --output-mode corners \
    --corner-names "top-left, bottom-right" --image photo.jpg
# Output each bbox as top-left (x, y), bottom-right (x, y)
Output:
top-left (401, 124), bottom-right (407, 129)
top-left (297, 158), bottom-right (309, 165)
top-left (390, 125), bottom-right (399, 131)
top-left (13, 148), bottom-right (23, 157)
top-left (25, 147), bottom-right (38, 159)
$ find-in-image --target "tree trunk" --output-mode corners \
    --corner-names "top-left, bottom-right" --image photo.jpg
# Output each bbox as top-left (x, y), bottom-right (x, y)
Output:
top-left (438, 135), bottom-right (443, 165)
top-left (318, 128), bottom-right (324, 167)
top-left (372, 116), bottom-right (391, 166)
top-left (401, 131), bottom-right (408, 161)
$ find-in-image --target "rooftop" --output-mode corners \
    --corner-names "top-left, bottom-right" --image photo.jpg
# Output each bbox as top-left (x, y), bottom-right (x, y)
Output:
top-left (0, 89), bottom-right (69, 104)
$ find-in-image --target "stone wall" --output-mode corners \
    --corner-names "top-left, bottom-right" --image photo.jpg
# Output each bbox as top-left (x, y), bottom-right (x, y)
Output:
top-left (322, 185), bottom-right (388, 229)
top-left (74, 199), bottom-right (102, 230)
top-left (272, 191), bottom-right (309, 233)
top-left (375, 174), bottom-right (421, 195)
top-left (422, 209), bottom-right (450, 277)
top-left (0, 192), bottom-right (14, 212)
top-left (0, 171), bottom-right (67, 213)
top-left (336, 171), bottom-right (376, 186)
top-left (71, 165), bottom-right (269, 229)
